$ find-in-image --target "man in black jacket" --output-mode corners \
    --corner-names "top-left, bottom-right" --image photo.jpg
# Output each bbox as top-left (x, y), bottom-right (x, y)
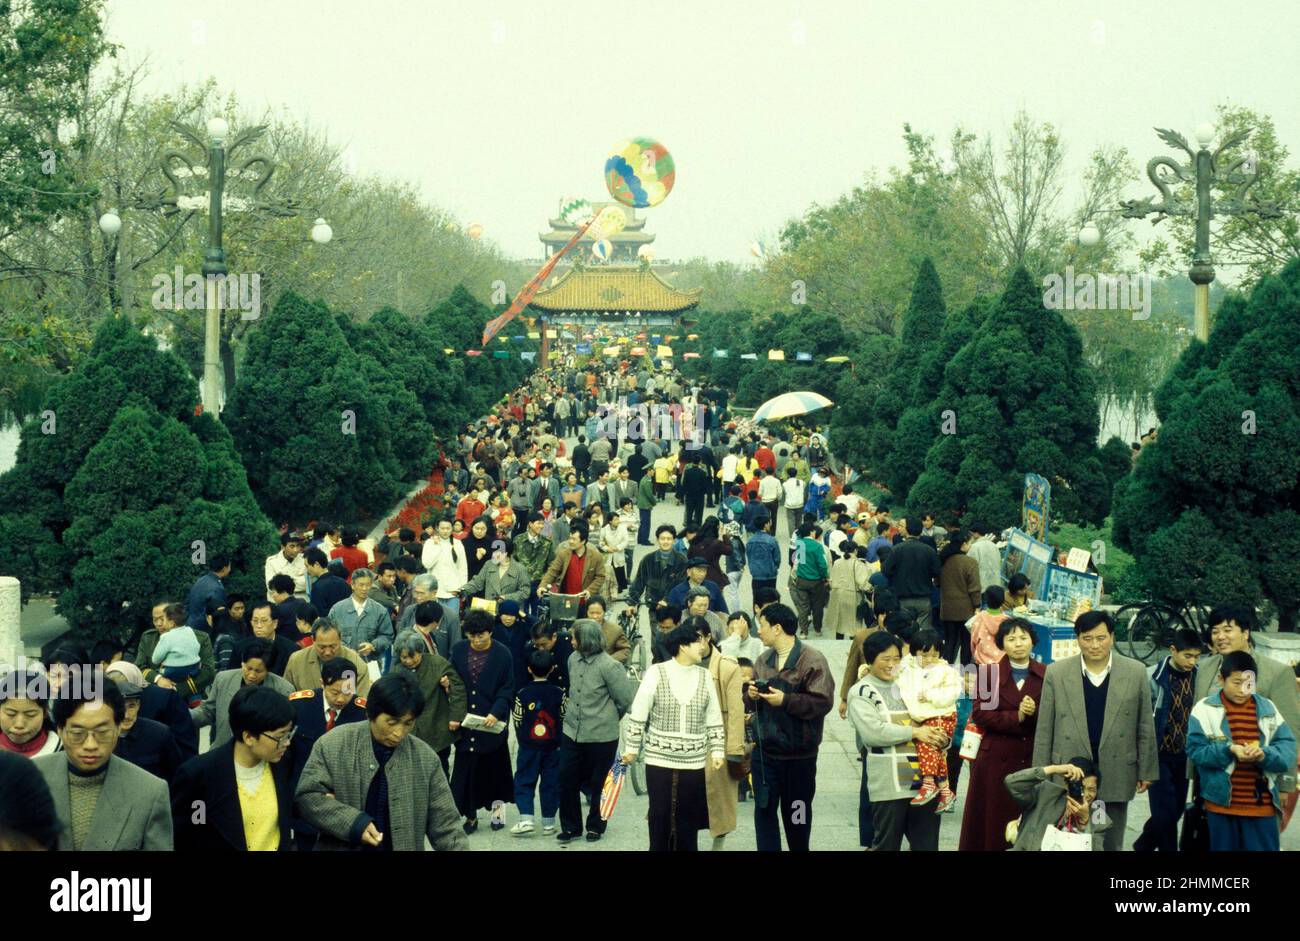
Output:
top-left (306, 548), bottom-right (350, 616)
top-left (170, 685), bottom-right (296, 851)
top-left (680, 455), bottom-right (711, 531)
top-left (628, 525), bottom-right (688, 610)
top-left (108, 670), bottom-right (184, 784)
top-left (571, 435), bottom-right (592, 484)
top-left (105, 660), bottom-right (198, 759)
top-left (881, 518), bottom-right (941, 630)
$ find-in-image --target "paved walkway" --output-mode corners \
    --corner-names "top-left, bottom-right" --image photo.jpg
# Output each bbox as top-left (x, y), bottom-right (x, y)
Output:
top-left (454, 448), bottom-right (1300, 852)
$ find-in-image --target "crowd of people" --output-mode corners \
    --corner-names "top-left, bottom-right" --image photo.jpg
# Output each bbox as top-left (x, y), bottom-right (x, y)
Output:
top-left (2, 352), bottom-right (1297, 856)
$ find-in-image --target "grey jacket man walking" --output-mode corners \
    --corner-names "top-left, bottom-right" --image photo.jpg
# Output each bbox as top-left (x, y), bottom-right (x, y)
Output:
top-left (1031, 612), bottom-right (1158, 851)
top-left (35, 753), bottom-right (173, 850)
top-left (295, 690), bottom-right (468, 851)
top-left (191, 667), bottom-right (294, 749)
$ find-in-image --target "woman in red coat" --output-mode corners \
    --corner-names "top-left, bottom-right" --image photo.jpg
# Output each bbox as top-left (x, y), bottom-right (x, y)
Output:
top-left (958, 618), bottom-right (1046, 851)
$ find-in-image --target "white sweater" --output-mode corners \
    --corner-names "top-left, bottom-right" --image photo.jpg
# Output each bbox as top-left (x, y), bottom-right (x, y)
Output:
top-left (625, 660), bottom-right (724, 770)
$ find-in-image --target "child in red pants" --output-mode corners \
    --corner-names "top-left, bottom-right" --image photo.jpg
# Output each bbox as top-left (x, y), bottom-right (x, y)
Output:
top-left (898, 628), bottom-right (962, 812)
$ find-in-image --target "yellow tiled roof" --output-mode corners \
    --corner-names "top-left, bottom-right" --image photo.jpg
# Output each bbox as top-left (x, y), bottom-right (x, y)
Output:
top-left (529, 265), bottom-right (701, 313)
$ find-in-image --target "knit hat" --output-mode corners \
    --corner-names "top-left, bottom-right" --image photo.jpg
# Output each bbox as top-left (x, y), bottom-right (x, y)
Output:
top-left (499, 600), bottom-right (522, 617)
top-left (105, 661), bottom-right (146, 696)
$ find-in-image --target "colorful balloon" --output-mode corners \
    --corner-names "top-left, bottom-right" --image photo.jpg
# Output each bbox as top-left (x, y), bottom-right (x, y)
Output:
top-left (586, 205), bottom-right (627, 242)
top-left (592, 239), bottom-right (612, 262)
top-left (467, 222), bottom-right (484, 239)
top-left (605, 137), bottom-right (675, 208)
top-left (560, 196), bottom-right (594, 226)
top-left (637, 244), bottom-right (655, 261)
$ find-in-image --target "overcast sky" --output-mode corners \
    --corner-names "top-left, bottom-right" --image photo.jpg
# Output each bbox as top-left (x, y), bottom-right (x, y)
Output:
top-left (102, 1), bottom-right (1300, 268)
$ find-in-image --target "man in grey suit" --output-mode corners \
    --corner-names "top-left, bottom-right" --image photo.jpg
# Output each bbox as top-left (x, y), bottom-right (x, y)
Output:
top-left (192, 639), bottom-right (295, 748)
top-left (1194, 604), bottom-right (1300, 794)
top-left (35, 681), bottom-right (172, 850)
top-left (1032, 610), bottom-right (1158, 851)
top-left (295, 672), bottom-right (468, 851)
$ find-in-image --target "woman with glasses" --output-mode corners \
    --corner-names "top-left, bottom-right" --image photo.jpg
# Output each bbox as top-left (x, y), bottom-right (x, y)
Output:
top-left (170, 685), bottom-right (296, 851)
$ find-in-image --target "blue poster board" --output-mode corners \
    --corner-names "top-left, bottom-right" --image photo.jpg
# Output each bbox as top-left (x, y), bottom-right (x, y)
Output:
top-left (1001, 528), bottom-right (1053, 598)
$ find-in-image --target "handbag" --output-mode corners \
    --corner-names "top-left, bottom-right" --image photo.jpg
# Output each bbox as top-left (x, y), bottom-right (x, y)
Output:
top-left (728, 743), bottom-right (754, 781)
top-left (1179, 780), bottom-right (1211, 852)
top-left (1041, 823), bottom-right (1092, 851)
top-left (958, 721), bottom-right (982, 761)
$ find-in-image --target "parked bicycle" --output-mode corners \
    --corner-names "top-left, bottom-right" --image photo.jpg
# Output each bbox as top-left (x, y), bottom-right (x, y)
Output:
top-left (1114, 600), bottom-right (1213, 664)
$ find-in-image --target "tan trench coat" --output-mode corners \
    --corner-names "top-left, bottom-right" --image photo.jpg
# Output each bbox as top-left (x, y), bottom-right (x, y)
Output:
top-left (705, 653), bottom-right (747, 837)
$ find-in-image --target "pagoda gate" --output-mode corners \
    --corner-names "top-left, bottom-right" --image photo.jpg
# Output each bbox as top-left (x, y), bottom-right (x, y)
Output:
top-left (530, 199), bottom-right (700, 362)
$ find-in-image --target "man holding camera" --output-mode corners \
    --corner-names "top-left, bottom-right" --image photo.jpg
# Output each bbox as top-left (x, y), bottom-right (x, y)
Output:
top-left (747, 603), bottom-right (834, 851)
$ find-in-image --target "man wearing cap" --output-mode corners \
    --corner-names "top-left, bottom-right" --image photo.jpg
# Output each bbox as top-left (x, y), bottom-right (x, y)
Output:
top-left (265, 532), bottom-right (307, 599)
top-left (107, 668), bottom-right (183, 784)
top-left (105, 661), bottom-right (198, 759)
top-left (663, 557), bottom-right (726, 614)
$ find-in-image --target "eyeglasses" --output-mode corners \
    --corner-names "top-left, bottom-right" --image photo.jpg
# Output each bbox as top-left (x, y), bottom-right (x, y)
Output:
top-left (63, 727), bottom-right (118, 745)
top-left (259, 727), bottom-right (297, 748)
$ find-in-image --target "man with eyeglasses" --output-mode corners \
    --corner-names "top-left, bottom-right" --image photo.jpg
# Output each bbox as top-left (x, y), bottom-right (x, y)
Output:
top-left (171, 685), bottom-right (296, 851)
top-left (296, 672), bottom-right (468, 851)
top-left (1032, 610), bottom-right (1159, 850)
top-left (33, 681), bottom-right (173, 850)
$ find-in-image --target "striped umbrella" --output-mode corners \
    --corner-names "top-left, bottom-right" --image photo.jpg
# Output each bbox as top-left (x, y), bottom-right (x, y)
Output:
top-left (753, 391), bottom-right (834, 422)
top-left (599, 759), bottom-right (628, 820)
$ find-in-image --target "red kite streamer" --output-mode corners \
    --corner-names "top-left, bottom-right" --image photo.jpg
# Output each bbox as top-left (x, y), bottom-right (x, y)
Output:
top-left (481, 219), bottom-right (594, 347)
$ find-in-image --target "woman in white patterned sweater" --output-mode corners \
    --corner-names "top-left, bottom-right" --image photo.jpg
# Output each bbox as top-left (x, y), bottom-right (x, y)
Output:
top-left (623, 623), bottom-right (725, 851)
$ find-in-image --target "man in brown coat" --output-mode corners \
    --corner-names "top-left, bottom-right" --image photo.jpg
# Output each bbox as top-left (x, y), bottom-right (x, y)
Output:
top-left (540, 521), bottom-right (607, 600)
top-left (283, 622), bottom-right (372, 697)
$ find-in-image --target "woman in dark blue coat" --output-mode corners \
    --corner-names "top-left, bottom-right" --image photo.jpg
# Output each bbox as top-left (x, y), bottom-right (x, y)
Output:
top-left (492, 600), bottom-right (533, 693)
top-left (450, 610), bottom-right (516, 833)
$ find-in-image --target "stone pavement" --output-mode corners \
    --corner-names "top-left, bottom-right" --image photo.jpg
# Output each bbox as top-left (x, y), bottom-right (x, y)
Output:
top-left (455, 463), bottom-right (1300, 852)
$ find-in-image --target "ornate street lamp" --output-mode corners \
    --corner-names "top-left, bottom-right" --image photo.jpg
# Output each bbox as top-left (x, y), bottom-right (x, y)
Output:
top-left (99, 119), bottom-right (331, 414)
top-left (1118, 125), bottom-right (1283, 342)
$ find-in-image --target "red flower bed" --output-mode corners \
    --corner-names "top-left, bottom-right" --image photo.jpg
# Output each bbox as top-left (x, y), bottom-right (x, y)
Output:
top-left (386, 465), bottom-right (447, 532)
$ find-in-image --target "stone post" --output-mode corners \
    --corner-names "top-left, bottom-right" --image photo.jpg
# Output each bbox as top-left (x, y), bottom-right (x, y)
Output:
top-left (0, 576), bottom-right (20, 666)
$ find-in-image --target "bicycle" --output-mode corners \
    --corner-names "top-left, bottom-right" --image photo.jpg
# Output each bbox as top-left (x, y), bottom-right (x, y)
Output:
top-left (617, 602), bottom-right (649, 796)
top-left (1114, 600), bottom-right (1213, 664)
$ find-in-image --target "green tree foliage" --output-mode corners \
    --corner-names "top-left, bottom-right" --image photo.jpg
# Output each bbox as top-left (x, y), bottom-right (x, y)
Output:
top-left (0, 317), bottom-right (275, 642)
top-left (1113, 259), bottom-right (1300, 629)
top-left (57, 406), bottom-right (277, 644)
top-left (870, 258), bottom-right (947, 490)
top-left (906, 268), bottom-right (1110, 529)
top-left (0, 0), bottom-right (112, 232)
top-left (224, 291), bottom-right (407, 524)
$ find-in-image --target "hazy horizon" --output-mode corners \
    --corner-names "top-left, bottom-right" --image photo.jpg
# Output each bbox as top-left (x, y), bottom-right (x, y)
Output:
top-left (98, 1), bottom-right (1300, 277)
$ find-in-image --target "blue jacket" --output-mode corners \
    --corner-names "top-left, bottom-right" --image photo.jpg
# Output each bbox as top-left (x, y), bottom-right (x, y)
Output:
top-left (1147, 656), bottom-right (1196, 750)
top-left (1186, 692), bottom-right (1297, 812)
top-left (185, 571), bottom-right (226, 630)
top-left (664, 578), bottom-right (726, 614)
top-left (746, 532), bottom-right (782, 580)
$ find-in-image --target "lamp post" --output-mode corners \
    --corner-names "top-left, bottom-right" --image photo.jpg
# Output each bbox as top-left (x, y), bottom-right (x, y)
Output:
top-left (1117, 125), bottom-right (1282, 342)
top-left (99, 118), bottom-right (331, 415)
